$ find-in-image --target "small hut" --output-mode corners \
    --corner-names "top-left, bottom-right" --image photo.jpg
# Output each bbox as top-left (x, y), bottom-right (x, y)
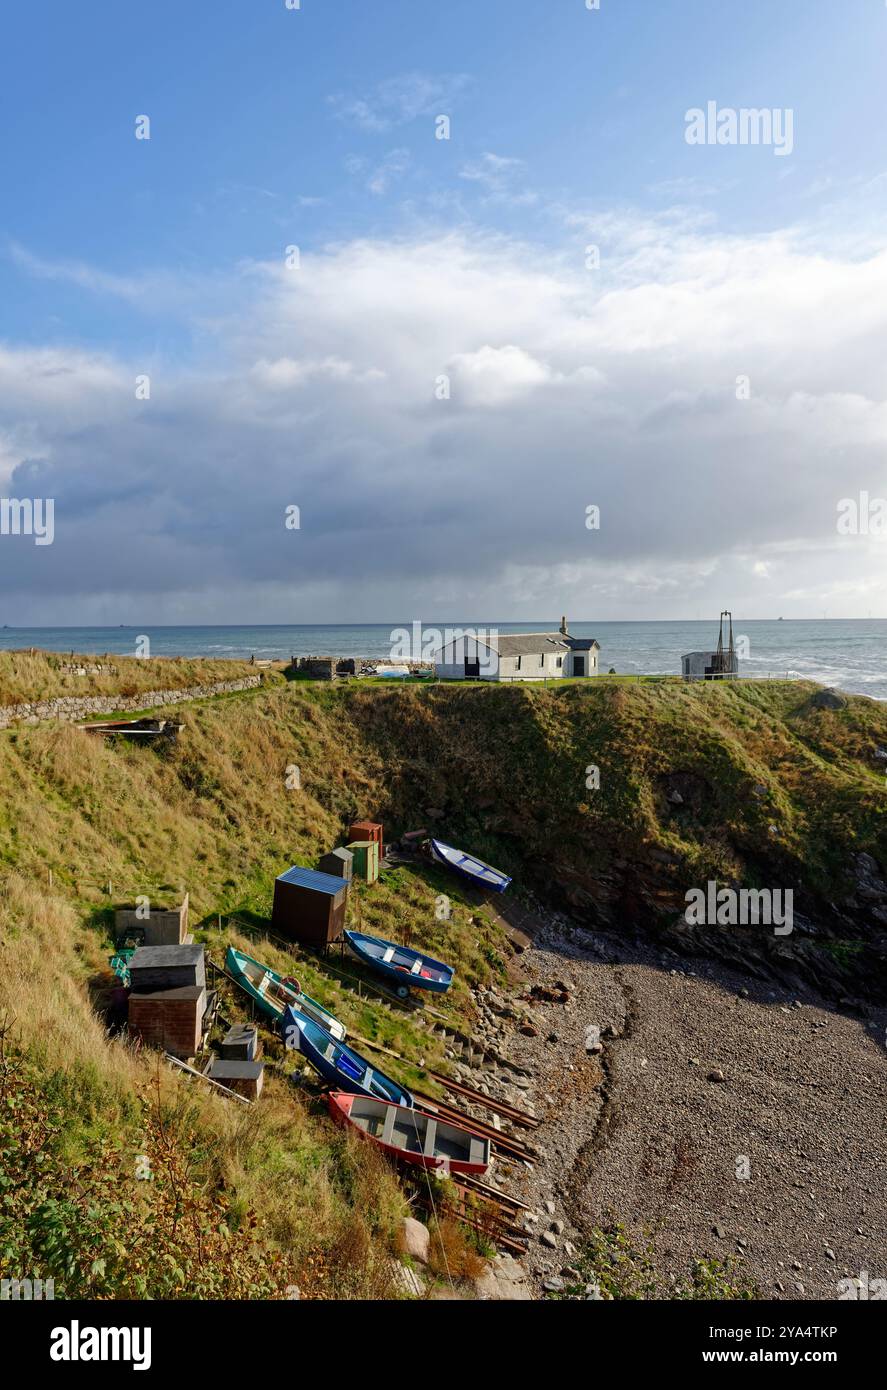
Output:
top-left (271, 865), bottom-right (349, 946)
top-left (318, 847), bottom-right (354, 881)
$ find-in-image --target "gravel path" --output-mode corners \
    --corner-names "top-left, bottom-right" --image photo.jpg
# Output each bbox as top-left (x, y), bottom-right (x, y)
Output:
top-left (489, 913), bottom-right (887, 1300)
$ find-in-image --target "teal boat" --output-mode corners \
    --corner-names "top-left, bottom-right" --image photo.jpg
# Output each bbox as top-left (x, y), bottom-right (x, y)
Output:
top-left (225, 945), bottom-right (346, 1041)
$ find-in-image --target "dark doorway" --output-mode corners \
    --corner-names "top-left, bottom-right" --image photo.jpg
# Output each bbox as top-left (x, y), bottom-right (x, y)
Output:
top-left (573, 656), bottom-right (585, 676)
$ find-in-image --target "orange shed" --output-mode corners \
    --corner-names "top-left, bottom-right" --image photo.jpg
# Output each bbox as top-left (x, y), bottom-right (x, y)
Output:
top-left (348, 820), bottom-right (383, 858)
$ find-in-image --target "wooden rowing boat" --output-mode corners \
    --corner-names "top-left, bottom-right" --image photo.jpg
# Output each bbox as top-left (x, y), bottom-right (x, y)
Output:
top-left (429, 839), bottom-right (511, 893)
top-left (344, 929), bottom-right (453, 998)
top-left (327, 1091), bottom-right (490, 1175)
top-left (281, 1005), bottom-right (413, 1107)
top-left (225, 945), bottom-right (346, 1040)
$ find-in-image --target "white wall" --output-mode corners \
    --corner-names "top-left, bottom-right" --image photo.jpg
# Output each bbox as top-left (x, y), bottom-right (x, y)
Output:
top-left (434, 640), bottom-right (599, 680)
top-left (498, 650), bottom-right (567, 681)
top-left (565, 649), bottom-right (598, 677)
top-left (434, 638), bottom-right (499, 680)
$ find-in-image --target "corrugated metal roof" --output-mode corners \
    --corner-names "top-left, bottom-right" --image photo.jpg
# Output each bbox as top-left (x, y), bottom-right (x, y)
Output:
top-left (276, 865), bottom-right (348, 895)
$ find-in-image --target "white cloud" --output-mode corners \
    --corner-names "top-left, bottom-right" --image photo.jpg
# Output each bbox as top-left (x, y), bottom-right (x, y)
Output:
top-left (448, 345), bottom-right (552, 406)
top-left (3, 216), bottom-right (887, 620)
top-left (459, 153), bottom-right (537, 205)
top-left (344, 148), bottom-right (411, 196)
top-left (328, 72), bottom-right (470, 132)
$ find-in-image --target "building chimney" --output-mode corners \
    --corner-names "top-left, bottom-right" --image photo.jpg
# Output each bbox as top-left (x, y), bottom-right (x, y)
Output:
top-left (560, 615), bottom-right (568, 636)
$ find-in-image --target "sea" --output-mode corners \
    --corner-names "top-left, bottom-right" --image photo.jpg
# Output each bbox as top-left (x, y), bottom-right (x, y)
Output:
top-left (1, 619), bottom-right (886, 699)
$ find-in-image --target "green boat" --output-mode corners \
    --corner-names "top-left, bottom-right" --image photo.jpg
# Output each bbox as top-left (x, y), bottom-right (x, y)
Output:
top-left (225, 945), bottom-right (346, 1041)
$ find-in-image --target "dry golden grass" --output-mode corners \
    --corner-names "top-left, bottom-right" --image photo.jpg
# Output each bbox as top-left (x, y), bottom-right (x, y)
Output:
top-left (0, 874), bottom-right (140, 1102)
top-left (0, 871), bottom-right (409, 1297)
top-left (425, 1216), bottom-right (487, 1283)
top-left (0, 648), bottom-right (280, 706)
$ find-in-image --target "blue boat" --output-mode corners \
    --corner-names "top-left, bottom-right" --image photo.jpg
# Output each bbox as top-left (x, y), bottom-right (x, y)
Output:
top-left (429, 839), bottom-right (511, 893)
top-left (344, 930), bottom-right (454, 998)
top-left (281, 1005), bottom-right (414, 1107)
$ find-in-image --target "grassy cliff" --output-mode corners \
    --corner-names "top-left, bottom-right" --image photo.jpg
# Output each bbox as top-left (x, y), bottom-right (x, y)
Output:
top-left (2, 674), bottom-right (886, 1298)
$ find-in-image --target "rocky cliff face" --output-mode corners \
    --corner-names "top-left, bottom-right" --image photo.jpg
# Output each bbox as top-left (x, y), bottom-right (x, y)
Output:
top-left (339, 679), bottom-right (887, 1009)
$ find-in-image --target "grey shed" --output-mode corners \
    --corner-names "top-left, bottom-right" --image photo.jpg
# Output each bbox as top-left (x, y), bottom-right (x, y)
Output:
top-left (318, 847), bottom-right (354, 881)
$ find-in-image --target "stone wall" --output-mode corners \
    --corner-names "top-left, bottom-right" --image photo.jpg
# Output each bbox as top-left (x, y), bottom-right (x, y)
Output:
top-left (0, 674), bottom-right (267, 730)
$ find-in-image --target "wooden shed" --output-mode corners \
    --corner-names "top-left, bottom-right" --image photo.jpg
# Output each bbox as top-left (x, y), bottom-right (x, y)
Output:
top-left (318, 847), bottom-right (354, 881)
top-left (347, 840), bottom-right (379, 885)
top-left (128, 986), bottom-right (206, 1058)
top-left (128, 944), bottom-right (206, 994)
top-left (207, 1059), bottom-right (264, 1100)
top-left (220, 1024), bottom-right (260, 1061)
top-left (271, 865), bottom-right (349, 946)
top-left (349, 820), bottom-right (383, 857)
top-left (115, 893), bottom-right (189, 948)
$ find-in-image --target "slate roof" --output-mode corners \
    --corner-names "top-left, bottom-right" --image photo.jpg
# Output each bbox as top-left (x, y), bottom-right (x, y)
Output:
top-left (486, 632), bottom-right (571, 657)
top-left (433, 631), bottom-right (600, 658)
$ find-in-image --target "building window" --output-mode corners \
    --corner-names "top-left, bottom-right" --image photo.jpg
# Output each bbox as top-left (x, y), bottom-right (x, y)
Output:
top-left (556, 656), bottom-right (563, 669)
top-left (516, 655), bottom-right (521, 670)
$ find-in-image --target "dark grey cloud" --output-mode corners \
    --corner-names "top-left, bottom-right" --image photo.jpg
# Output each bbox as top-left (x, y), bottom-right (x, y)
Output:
top-left (1, 225), bottom-right (887, 621)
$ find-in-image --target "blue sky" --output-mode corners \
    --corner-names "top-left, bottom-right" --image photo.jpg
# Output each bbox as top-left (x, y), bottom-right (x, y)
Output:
top-left (3, 0), bottom-right (884, 353)
top-left (1, 1), bottom-right (887, 621)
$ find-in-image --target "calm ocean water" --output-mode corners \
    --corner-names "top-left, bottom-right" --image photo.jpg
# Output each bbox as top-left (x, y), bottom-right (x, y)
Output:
top-left (2, 620), bottom-right (886, 698)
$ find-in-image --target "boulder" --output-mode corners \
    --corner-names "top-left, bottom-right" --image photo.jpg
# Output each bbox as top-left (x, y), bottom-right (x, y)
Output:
top-left (474, 1254), bottom-right (533, 1301)
top-left (810, 688), bottom-right (847, 710)
top-left (399, 1216), bottom-right (431, 1265)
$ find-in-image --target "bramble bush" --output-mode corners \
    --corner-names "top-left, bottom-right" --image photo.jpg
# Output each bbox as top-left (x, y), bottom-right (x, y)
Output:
top-left (0, 1028), bottom-right (291, 1299)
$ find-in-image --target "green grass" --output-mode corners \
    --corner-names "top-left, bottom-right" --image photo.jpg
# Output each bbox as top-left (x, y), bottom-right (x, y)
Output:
top-left (549, 1222), bottom-right (759, 1300)
top-left (2, 670), bottom-right (886, 1299)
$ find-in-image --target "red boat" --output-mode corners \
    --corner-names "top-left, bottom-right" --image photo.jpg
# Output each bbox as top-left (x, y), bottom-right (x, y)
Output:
top-left (327, 1091), bottom-right (491, 1176)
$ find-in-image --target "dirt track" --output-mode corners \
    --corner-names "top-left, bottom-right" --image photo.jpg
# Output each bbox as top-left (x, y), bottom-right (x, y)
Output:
top-left (499, 916), bottom-right (887, 1300)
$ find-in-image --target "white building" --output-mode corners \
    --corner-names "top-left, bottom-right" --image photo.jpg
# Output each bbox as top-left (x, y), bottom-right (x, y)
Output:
top-left (433, 618), bottom-right (600, 682)
top-left (681, 614), bottom-right (739, 680)
top-left (681, 650), bottom-right (739, 680)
